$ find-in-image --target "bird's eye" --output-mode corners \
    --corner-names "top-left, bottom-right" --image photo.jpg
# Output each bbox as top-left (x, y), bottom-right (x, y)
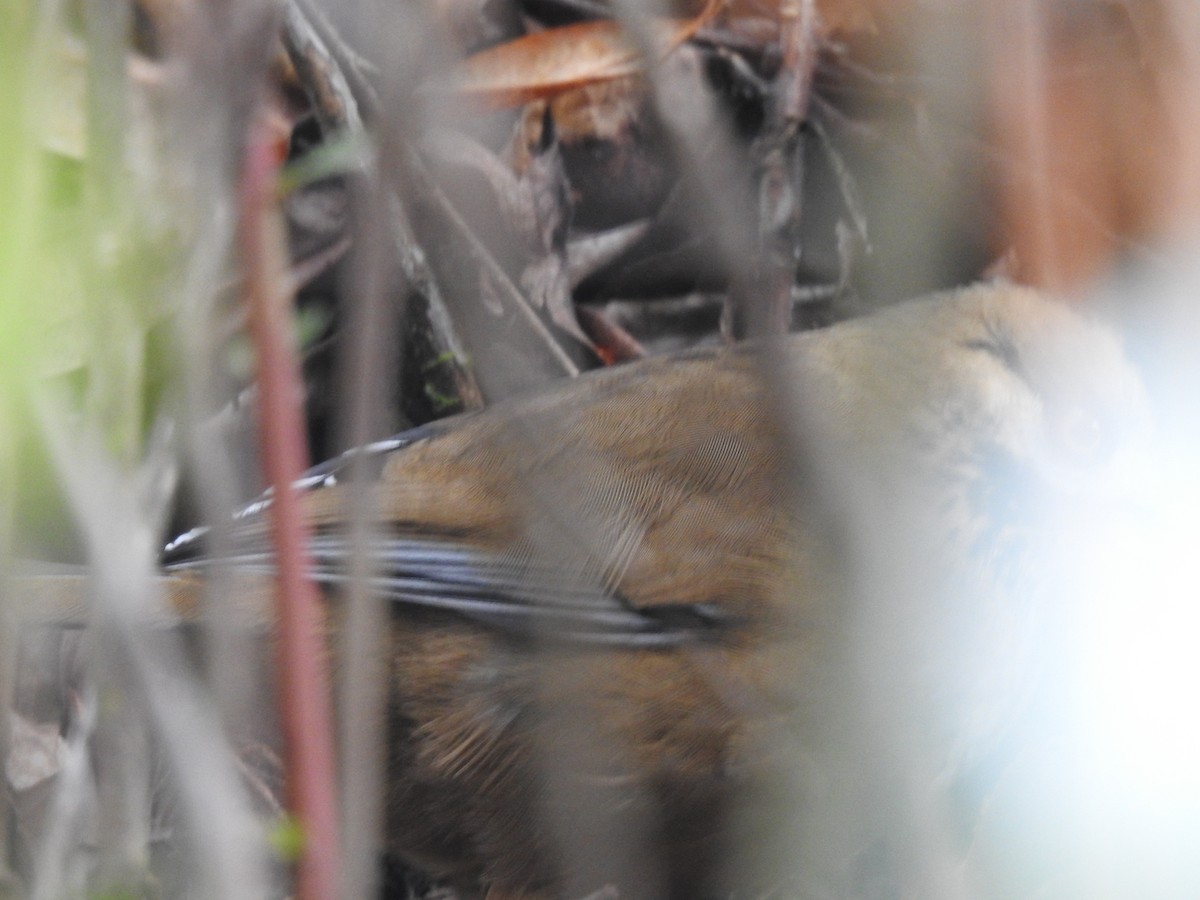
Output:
top-left (1053, 406), bottom-right (1116, 466)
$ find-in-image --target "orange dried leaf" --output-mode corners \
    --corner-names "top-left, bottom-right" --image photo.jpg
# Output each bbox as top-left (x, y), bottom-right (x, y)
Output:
top-left (456, 9), bottom-right (713, 109)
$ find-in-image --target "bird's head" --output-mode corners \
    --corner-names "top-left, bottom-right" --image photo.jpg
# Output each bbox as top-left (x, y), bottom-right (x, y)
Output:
top-left (795, 283), bottom-right (1152, 771)
top-left (807, 283), bottom-right (1148, 516)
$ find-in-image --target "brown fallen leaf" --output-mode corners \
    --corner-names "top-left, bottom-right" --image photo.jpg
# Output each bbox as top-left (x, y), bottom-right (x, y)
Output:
top-left (454, 1), bottom-right (717, 109)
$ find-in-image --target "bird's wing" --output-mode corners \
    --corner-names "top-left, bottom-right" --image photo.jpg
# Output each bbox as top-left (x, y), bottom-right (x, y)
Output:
top-left (165, 533), bottom-right (730, 646)
top-left (162, 415), bottom-right (734, 646)
top-left (163, 348), bottom-right (782, 646)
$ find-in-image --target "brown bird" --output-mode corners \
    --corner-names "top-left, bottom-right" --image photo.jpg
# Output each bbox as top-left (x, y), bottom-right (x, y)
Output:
top-left (15, 282), bottom-right (1146, 900)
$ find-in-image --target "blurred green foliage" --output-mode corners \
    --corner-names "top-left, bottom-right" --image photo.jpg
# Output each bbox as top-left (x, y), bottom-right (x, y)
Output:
top-left (266, 814), bottom-right (307, 863)
top-left (0, 5), bottom-right (180, 558)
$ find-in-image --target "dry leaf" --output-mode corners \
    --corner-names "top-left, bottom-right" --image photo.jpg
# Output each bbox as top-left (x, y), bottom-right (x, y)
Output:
top-left (456, 5), bottom-right (715, 109)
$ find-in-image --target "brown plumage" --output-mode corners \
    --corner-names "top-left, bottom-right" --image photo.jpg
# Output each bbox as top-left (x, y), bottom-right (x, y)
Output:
top-left (15, 283), bottom-right (1147, 899)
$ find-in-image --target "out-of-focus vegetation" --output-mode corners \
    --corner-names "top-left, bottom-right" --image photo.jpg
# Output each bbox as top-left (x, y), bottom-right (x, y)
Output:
top-left (0, 1), bottom-right (182, 561)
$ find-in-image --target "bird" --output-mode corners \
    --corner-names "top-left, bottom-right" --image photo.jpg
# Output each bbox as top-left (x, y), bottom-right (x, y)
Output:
top-left (12, 282), bottom-right (1148, 900)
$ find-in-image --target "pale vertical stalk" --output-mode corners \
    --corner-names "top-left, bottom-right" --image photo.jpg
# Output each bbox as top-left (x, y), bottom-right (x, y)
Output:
top-left (154, 0), bottom-right (272, 749)
top-left (35, 403), bottom-right (271, 900)
top-left (332, 156), bottom-right (399, 900)
top-left (0, 591), bottom-right (19, 885)
top-left (999, 0), bottom-right (1063, 289)
top-left (1162, 0), bottom-right (1200, 231)
top-left (29, 687), bottom-right (98, 900)
top-left (81, 10), bottom-right (154, 879)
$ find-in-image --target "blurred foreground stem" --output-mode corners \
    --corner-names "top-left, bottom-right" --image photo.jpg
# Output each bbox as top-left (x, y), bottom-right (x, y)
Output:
top-left (239, 115), bottom-right (341, 900)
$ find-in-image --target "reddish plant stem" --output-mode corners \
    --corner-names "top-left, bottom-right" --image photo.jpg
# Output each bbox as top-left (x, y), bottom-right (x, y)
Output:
top-left (239, 114), bottom-right (340, 900)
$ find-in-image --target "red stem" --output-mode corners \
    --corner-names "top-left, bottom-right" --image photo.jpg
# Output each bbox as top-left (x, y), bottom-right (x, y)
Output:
top-left (239, 114), bottom-right (340, 900)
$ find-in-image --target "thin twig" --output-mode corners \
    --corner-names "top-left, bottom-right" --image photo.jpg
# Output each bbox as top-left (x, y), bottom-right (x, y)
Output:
top-left (284, 0), bottom-right (578, 383)
top-left (404, 150), bottom-right (581, 378)
top-left (280, 0), bottom-right (485, 411)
